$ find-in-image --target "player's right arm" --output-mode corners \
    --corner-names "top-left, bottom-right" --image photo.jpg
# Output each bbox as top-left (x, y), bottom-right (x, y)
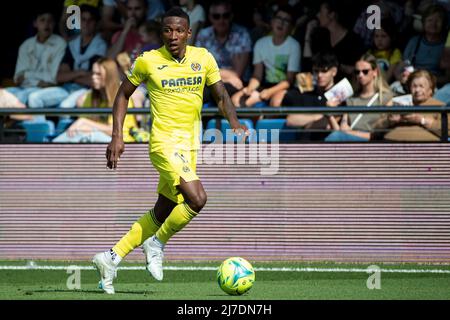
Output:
top-left (106, 78), bottom-right (137, 169)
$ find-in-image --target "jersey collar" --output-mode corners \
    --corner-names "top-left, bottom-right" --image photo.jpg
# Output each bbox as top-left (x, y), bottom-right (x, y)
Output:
top-left (161, 45), bottom-right (191, 64)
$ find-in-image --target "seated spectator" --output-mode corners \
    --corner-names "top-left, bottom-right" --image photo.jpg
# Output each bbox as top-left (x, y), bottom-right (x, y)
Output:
top-left (59, 0), bottom-right (102, 40)
top-left (27, 5), bottom-right (107, 113)
top-left (107, 0), bottom-right (147, 61)
top-left (403, 4), bottom-right (448, 86)
top-left (284, 52), bottom-right (339, 140)
top-left (367, 18), bottom-right (402, 84)
top-left (101, 0), bottom-right (128, 42)
top-left (196, 0), bottom-right (252, 99)
top-left (0, 88), bottom-right (33, 121)
top-left (325, 53), bottom-right (393, 142)
top-left (315, 0), bottom-right (365, 80)
top-left (231, 6), bottom-right (300, 108)
top-left (180, 0), bottom-right (206, 46)
top-left (379, 70), bottom-right (447, 142)
top-left (353, 0), bottom-right (404, 49)
top-left (6, 9), bottom-right (66, 106)
top-left (53, 57), bottom-right (139, 143)
top-left (390, 61), bottom-right (414, 96)
top-left (102, 0), bottom-right (165, 40)
top-left (434, 30), bottom-right (450, 105)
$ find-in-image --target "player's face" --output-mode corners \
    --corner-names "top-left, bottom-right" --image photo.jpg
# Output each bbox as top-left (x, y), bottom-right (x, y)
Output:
top-left (91, 63), bottom-right (106, 90)
top-left (162, 16), bottom-right (191, 58)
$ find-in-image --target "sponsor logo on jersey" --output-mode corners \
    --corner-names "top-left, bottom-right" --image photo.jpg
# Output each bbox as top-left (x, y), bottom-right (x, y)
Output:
top-left (161, 76), bottom-right (203, 88)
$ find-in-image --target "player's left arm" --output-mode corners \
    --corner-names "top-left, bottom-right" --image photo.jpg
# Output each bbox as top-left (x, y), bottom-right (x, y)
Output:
top-left (209, 80), bottom-right (249, 136)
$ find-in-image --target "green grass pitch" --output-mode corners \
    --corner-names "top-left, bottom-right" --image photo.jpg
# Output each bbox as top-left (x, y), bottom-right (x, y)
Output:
top-left (1, 260), bottom-right (450, 300)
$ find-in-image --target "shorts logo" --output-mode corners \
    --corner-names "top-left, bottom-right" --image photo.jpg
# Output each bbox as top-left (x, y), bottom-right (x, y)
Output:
top-left (182, 166), bottom-right (190, 173)
top-left (191, 62), bottom-right (201, 71)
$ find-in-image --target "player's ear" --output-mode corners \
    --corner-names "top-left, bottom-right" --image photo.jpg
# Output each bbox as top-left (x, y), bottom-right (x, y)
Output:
top-left (187, 28), bottom-right (192, 39)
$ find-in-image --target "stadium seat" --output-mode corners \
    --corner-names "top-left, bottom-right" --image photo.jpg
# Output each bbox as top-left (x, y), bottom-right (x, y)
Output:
top-left (253, 101), bottom-right (269, 108)
top-left (20, 120), bottom-right (56, 143)
top-left (55, 118), bottom-right (74, 136)
top-left (255, 119), bottom-right (297, 143)
top-left (204, 118), bottom-right (256, 143)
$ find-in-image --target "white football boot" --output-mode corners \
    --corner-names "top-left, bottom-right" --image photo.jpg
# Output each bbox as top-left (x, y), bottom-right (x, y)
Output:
top-left (142, 235), bottom-right (164, 281)
top-left (92, 251), bottom-right (117, 294)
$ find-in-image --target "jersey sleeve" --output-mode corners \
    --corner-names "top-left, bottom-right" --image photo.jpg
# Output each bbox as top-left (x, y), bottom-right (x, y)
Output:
top-left (205, 51), bottom-right (221, 86)
top-left (127, 55), bottom-right (148, 87)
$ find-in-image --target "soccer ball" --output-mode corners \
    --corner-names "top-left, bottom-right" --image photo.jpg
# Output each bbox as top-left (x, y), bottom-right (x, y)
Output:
top-left (217, 257), bottom-right (255, 295)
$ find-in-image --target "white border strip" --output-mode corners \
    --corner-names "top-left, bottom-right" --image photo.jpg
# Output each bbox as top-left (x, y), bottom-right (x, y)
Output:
top-left (0, 265), bottom-right (449, 274)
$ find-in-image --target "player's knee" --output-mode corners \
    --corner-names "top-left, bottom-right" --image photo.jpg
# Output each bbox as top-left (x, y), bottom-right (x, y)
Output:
top-left (187, 191), bottom-right (207, 213)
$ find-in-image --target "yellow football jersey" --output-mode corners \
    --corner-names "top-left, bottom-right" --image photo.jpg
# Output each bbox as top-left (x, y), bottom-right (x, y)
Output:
top-left (127, 45), bottom-right (221, 152)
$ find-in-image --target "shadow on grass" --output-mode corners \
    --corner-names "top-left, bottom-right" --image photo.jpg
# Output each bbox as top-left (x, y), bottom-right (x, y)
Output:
top-left (30, 289), bottom-right (154, 295)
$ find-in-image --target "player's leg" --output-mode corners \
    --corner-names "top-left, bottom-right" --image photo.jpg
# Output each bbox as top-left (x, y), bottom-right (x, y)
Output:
top-left (143, 150), bottom-right (205, 280)
top-left (93, 194), bottom-right (175, 293)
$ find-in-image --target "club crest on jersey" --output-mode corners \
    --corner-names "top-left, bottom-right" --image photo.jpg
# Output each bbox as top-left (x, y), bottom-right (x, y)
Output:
top-left (191, 62), bottom-right (201, 72)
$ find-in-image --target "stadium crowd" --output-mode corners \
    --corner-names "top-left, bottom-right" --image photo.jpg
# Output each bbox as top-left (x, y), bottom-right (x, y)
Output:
top-left (0, 0), bottom-right (449, 142)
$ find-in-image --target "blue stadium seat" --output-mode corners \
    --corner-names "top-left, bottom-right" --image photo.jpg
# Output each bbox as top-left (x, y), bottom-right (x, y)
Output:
top-left (21, 120), bottom-right (56, 143)
top-left (55, 118), bottom-right (74, 136)
top-left (253, 101), bottom-right (269, 108)
top-left (255, 119), bottom-right (297, 143)
top-left (204, 118), bottom-right (256, 143)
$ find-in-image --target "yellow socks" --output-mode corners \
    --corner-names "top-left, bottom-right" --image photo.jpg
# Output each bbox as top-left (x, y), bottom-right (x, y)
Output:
top-left (155, 202), bottom-right (198, 244)
top-left (112, 209), bottom-right (162, 258)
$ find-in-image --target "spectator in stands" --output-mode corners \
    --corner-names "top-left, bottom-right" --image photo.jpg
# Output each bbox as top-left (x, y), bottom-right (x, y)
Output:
top-left (107, 0), bottom-right (147, 61)
top-left (367, 18), bottom-right (402, 84)
top-left (6, 10), bottom-right (66, 106)
top-left (284, 52), bottom-right (339, 140)
top-left (434, 30), bottom-right (450, 105)
top-left (379, 69), bottom-right (447, 142)
top-left (180, 0), bottom-right (205, 46)
top-left (325, 53), bottom-right (393, 142)
top-left (390, 61), bottom-right (414, 96)
top-left (102, 0), bottom-right (165, 41)
top-left (316, 0), bottom-right (365, 80)
top-left (249, 6), bottom-right (271, 45)
top-left (196, 0), bottom-right (252, 98)
top-left (27, 5), bottom-right (107, 112)
top-left (101, 0), bottom-right (128, 42)
top-left (403, 4), bottom-right (448, 86)
top-left (59, 0), bottom-right (102, 40)
top-left (231, 6), bottom-right (300, 108)
top-left (53, 57), bottom-right (139, 143)
top-left (353, 0), bottom-right (404, 49)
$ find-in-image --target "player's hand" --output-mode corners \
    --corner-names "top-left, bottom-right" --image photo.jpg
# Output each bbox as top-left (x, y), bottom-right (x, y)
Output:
top-left (106, 136), bottom-right (125, 170)
top-left (232, 123), bottom-right (250, 143)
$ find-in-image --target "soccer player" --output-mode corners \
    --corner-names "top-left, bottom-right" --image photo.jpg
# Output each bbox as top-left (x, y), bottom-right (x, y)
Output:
top-left (92, 6), bottom-right (249, 294)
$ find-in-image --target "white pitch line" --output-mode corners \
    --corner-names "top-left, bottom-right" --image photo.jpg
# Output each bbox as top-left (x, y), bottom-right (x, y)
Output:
top-left (0, 265), bottom-right (449, 274)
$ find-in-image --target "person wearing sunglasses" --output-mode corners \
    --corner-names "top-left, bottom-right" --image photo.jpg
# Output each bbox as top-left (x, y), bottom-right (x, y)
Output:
top-left (325, 53), bottom-right (393, 142)
top-left (231, 6), bottom-right (300, 108)
top-left (195, 0), bottom-right (252, 99)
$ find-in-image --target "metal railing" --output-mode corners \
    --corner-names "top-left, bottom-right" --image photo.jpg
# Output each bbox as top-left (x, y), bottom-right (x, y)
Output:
top-left (1, 105), bottom-right (449, 142)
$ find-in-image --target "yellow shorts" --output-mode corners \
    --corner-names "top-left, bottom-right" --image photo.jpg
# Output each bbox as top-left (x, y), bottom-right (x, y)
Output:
top-left (150, 148), bottom-right (199, 204)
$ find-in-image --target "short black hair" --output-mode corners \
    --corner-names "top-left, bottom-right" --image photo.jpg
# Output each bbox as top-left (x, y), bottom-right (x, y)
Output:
top-left (34, 6), bottom-right (54, 20)
top-left (273, 5), bottom-right (295, 22)
top-left (311, 51), bottom-right (339, 69)
top-left (80, 4), bottom-right (101, 22)
top-left (162, 6), bottom-right (190, 26)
